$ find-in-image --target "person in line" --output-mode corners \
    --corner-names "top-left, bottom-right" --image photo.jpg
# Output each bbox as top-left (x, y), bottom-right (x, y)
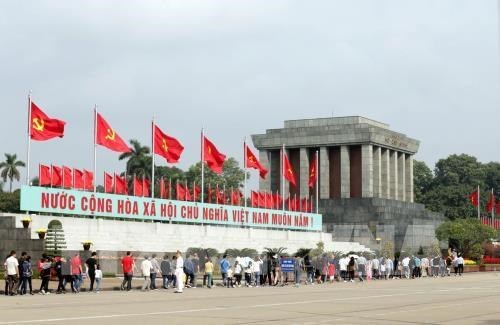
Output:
top-left (16, 252), bottom-right (27, 293)
top-left (432, 256), bottom-right (440, 277)
top-left (171, 255), bottom-right (177, 288)
top-left (226, 266), bottom-right (234, 288)
top-left (4, 250), bottom-right (19, 296)
top-left (328, 261), bottom-right (335, 284)
top-left (86, 252), bottom-right (98, 292)
top-left (121, 251), bottom-right (135, 291)
top-left (219, 254), bottom-right (230, 287)
top-left (446, 255), bottom-right (452, 276)
top-left (204, 258), bottom-right (214, 289)
top-left (339, 255), bottom-right (348, 282)
top-left (20, 255), bottom-right (33, 295)
top-left (62, 256), bottom-right (74, 292)
top-left (150, 254), bottom-right (161, 290)
top-left (39, 257), bottom-right (52, 295)
top-left (253, 256), bottom-right (263, 287)
top-left (457, 254), bottom-right (464, 276)
top-left (234, 260), bottom-right (242, 287)
top-left (273, 256), bottom-right (281, 286)
top-left (71, 253), bottom-right (82, 293)
top-left (294, 255), bottom-right (304, 287)
top-left (347, 257), bottom-right (356, 282)
top-left (160, 255), bottom-right (172, 289)
top-left (244, 258), bottom-right (253, 287)
top-left (95, 264), bottom-right (102, 293)
top-left (402, 256), bottom-right (410, 279)
top-left (55, 257), bottom-right (65, 294)
top-left (380, 257), bottom-right (386, 280)
top-left (371, 256), bottom-right (380, 280)
top-left (357, 254), bottom-right (366, 282)
top-left (386, 257), bottom-right (393, 280)
top-left (191, 253), bottom-right (200, 285)
top-left (266, 255), bottom-right (274, 286)
top-left (141, 255), bottom-right (152, 291)
top-left (184, 257), bottom-right (195, 288)
top-left (174, 251), bottom-right (184, 293)
top-left (202, 256), bottom-right (214, 288)
top-left (413, 256), bottom-right (421, 278)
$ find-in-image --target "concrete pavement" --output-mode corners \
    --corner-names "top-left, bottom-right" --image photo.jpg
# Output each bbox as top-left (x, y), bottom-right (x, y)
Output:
top-left (1, 272), bottom-right (499, 325)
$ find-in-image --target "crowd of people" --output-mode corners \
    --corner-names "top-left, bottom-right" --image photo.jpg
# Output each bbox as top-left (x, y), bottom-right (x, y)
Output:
top-left (3, 249), bottom-right (467, 296)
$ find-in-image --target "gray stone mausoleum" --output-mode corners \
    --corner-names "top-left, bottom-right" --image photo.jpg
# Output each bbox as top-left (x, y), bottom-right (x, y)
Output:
top-left (252, 116), bottom-right (445, 254)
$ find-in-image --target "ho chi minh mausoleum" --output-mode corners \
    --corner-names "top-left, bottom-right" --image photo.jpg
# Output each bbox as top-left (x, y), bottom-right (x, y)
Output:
top-left (252, 116), bottom-right (445, 254)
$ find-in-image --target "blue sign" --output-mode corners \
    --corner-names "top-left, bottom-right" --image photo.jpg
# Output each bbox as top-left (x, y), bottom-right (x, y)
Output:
top-left (280, 258), bottom-right (295, 272)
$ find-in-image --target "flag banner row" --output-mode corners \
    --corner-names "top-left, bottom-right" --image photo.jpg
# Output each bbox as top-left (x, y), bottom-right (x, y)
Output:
top-left (20, 186), bottom-right (322, 231)
top-left (480, 217), bottom-right (500, 230)
top-left (39, 164), bottom-right (93, 190)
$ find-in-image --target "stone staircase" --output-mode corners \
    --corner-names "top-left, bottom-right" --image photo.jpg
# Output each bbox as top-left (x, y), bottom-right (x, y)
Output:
top-left (0, 215), bottom-right (45, 260)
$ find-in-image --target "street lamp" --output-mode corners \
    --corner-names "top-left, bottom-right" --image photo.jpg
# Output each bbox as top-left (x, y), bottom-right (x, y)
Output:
top-left (376, 237), bottom-right (382, 256)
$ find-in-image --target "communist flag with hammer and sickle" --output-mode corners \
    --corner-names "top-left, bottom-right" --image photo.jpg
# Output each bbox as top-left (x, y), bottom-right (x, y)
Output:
top-left (308, 152), bottom-right (318, 188)
top-left (96, 113), bottom-right (131, 153)
top-left (283, 150), bottom-right (297, 187)
top-left (153, 124), bottom-right (184, 163)
top-left (245, 144), bottom-right (268, 179)
top-left (30, 102), bottom-right (66, 141)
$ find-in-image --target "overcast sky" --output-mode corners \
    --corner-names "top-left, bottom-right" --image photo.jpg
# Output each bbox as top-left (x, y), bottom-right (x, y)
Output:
top-left (1, 0), bottom-right (499, 191)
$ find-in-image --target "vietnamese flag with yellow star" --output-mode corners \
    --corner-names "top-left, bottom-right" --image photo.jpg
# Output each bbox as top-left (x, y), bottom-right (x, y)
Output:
top-left (203, 136), bottom-right (226, 174)
top-left (30, 102), bottom-right (66, 141)
top-left (153, 124), bottom-right (184, 163)
top-left (308, 152), bottom-right (318, 188)
top-left (283, 150), bottom-right (296, 187)
top-left (96, 113), bottom-right (131, 153)
top-left (245, 144), bottom-right (268, 179)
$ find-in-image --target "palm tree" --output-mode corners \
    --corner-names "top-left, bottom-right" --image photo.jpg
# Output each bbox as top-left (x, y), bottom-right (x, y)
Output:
top-left (0, 153), bottom-right (26, 192)
top-left (118, 139), bottom-right (151, 178)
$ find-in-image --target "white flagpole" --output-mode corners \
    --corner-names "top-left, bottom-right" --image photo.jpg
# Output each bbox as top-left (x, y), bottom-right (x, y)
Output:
top-left (201, 128), bottom-right (205, 203)
top-left (26, 91), bottom-right (32, 185)
top-left (151, 118), bottom-right (155, 198)
top-left (244, 138), bottom-right (247, 208)
top-left (316, 150), bottom-right (319, 214)
top-left (93, 105), bottom-right (97, 192)
top-left (492, 188), bottom-right (495, 225)
top-left (282, 144), bottom-right (285, 211)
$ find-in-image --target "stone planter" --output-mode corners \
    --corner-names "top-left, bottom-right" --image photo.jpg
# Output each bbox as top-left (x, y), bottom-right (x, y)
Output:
top-left (22, 220), bottom-right (30, 228)
top-left (37, 232), bottom-right (46, 239)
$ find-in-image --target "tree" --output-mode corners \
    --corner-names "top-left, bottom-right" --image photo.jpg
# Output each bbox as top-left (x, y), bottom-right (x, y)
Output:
top-left (0, 190), bottom-right (20, 213)
top-left (0, 181), bottom-right (3, 192)
top-left (185, 247), bottom-right (219, 259)
top-left (263, 247), bottom-right (287, 258)
top-left (0, 153), bottom-right (26, 192)
top-left (435, 218), bottom-right (495, 261)
top-left (118, 139), bottom-right (151, 179)
top-left (184, 158), bottom-right (247, 190)
top-left (413, 160), bottom-right (433, 204)
top-left (224, 248), bottom-right (259, 257)
top-left (45, 220), bottom-right (67, 257)
top-left (309, 241), bottom-right (325, 257)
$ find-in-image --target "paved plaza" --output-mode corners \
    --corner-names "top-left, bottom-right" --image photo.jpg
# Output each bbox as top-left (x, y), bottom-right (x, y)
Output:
top-left (1, 273), bottom-right (499, 325)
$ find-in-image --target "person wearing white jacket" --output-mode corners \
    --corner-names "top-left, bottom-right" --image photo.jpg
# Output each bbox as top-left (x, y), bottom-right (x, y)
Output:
top-left (174, 251), bottom-right (184, 293)
top-left (253, 256), bottom-right (263, 287)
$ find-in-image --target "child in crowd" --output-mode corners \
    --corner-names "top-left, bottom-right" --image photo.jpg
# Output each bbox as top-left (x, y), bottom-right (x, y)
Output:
top-left (234, 261), bottom-right (242, 287)
top-left (227, 267), bottom-right (234, 288)
top-left (328, 263), bottom-right (335, 284)
top-left (95, 264), bottom-right (102, 293)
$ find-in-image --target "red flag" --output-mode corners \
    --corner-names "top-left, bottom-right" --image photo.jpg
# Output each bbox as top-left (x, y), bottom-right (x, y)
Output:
top-left (267, 193), bottom-right (274, 209)
top-left (216, 186), bottom-right (225, 204)
top-left (193, 185), bottom-right (201, 202)
top-left (153, 124), bottom-right (184, 163)
top-left (160, 178), bottom-right (166, 199)
top-left (258, 192), bottom-right (266, 208)
top-left (301, 198), bottom-right (308, 212)
top-left (495, 202), bottom-right (500, 215)
top-left (231, 189), bottom-right (242, 206)
top-left (203, 136), bottom-right (226, 174)
top-left (309, 153), bottom-right (318, 188)
top-left (176, 182), bottom-right (186, 201)
top-left (274, 193), bottom-right (283, 210)
top-left (62, 166), bottom-right (73, 188)
top-left (207, 184), bottom-right (213, 203)
top-left (96, 113), bottom-right (131, 153)
top-left (39, 164), bottom-right (51, 186)
top-left (469, 190), bottom-right (479, 207)
top-left (30, 101), bottom-right (66, 141)
top-left (83, 170), bottom-right (94, 190)
top-left (283, 151), bottom-right (297, 187)
top-left (245, 145), bottom-right (268, 179)
top-left (133, 176), bottom-right (143, 196)
top-left (114, 174), bottom-right (127, 195)
top-left (73, 169), bottom-right (84, 190)
top-left (486, 192), bottom-right (495, 213)
top-left (143, 178), bottom-right (150, 197)
top-left (185, 183), bottom-right (192, 201)
top-left (104, 172), bottom-right (113, 193)
top-left (251, 191), bottom-right (259, 207)
top-left (51, 166), bottom-right (62, 187)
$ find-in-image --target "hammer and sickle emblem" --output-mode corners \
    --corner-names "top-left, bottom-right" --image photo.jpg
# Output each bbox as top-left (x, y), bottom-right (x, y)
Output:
top-left (249, 157), bottom-right (254, 163)
top-left (105, 128), bottom-right (116, 141)
top-left (161, 138), bottom-right (169, 152)
top-left (32, 118), bottom-right (45, 131)
top-left (288, 168), bottom-right (293, 175)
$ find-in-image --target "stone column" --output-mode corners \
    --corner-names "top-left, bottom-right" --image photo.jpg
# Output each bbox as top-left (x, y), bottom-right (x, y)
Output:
top-left (398, 152), bottom-right (406, 201)
top-left (373, 146), bottom-right (382, 198)
top-left (340, 145), bottom-right (350, 198)
top-left (299, 148), bottom-right (309, 198)
top-left (361, 144), bottom-right (373, 198)
top-left (405, 154), bottom-right (414, 203)
top-left (390, 150), bottom-right (398, 200)
top-left (258, 150), bottom-right (271, 192)
top-left (381, 148), bottom-right (390, 199)
top-left (319, 147), bottom-right (330, 199)
top-left (280, 148), bottom-right (290, 197)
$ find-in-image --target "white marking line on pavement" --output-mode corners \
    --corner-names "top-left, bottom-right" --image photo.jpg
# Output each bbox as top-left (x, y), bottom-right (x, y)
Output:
top-left (373, 299), bottom-right (489, 317)
top-left (2, 284), bottom-right (500, 324)
top-left (0, 292), bottom-right (419, 324)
